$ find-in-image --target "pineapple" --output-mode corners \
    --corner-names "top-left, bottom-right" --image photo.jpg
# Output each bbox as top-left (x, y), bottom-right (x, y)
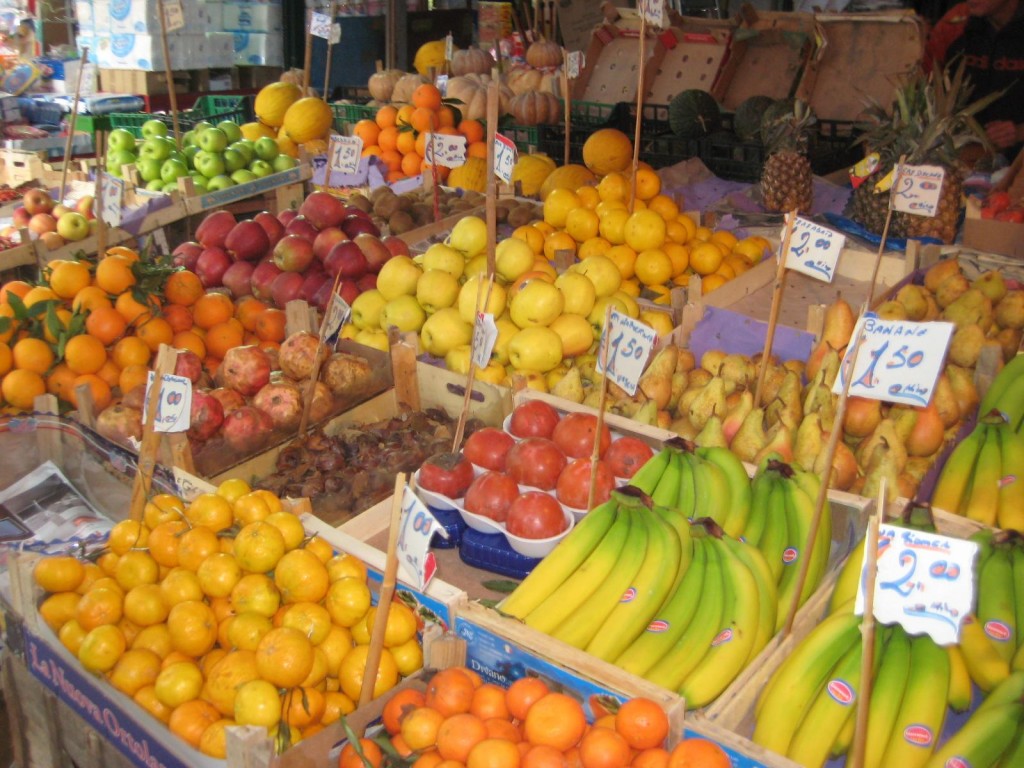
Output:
top-left (760, 99), bottom-right (816, 213)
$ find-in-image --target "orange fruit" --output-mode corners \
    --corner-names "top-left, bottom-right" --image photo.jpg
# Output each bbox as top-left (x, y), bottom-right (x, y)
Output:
top-left (168, 699), bottom-right (220, 749)
top-left (376, 105), bottom-right (398, 129)
top-left (579, 727), bottom-right (631, 768)
top-left (2, 368), bottom-right (45, 410)
top-left (69, 373), bottom-right (112, 410)
top-left (615, 698), bottom-right (669, 750)
top-left (106, 246), bottom-right (140, 262)
top-left (438, 713), bottom-right (489, 762)
top-left (282, 685), bottom-right (326, 729)
top-left (132, 623), bottom-right (174, 659)
top-left (112, 335), bottom-right (151, 368)
top-left (198, 718), bottom-right (234, 758)
top-left (280, 600), bottom-right (332, 644)
top-left (327, 553), bottom-right (368, 583)
top-left (230, 573), bottom-right (281, 618)
top-left (107, 519), bottom-right (149, 557)
top-left (13, 337), bottom-right (54, 374)
top-left (521, 744), bottom-right (569, 768)
top-left (411, 106), bottom-right (438, 134)
top-left (426, 667), bottom-right (476, 718)
top-left (176, 526), bottom-right (220, 572)
top-left (22, 285), bottom-right (58, 308)
top-left (197, 552), bottom-right (243, 599)
top-left (64, 333), bottom-right (107, 374)
top-left (144, 493), bottom-right (186, 528)
top-left (109, 647), bottom-right (162, 696)
top-left (378, 125), bottom-right (400, 152)
top-left (39, 592), bottom-right (82, 632)
top-left (118, 364), bottom-right (149, 396)
top-left (506, 677), bottom-right (550, 721)
top-left (466, 738), bottom-right (522, 768)
top-left (115, 291), bottom-right (156, 326)
top-left (322, 690), bottom-right (356, 725)
top-left (412, 83), bottom-right (443, 110)
top-left (255, 626), bottom-right (315, 689)
top-left (95, 256), bottom-right (137, 295)
top-left (633, 748), bottom-right (671, 768)
top-left (164, 304), bottom-right (194, 334)
top-left (275, 548), bottom-right (330, 604)
top-left (134, 685), bottom-right (174, 724)
top-left (459, 119), bottom-right (485, 144)
top-left (167, 600), bottom-right (218, 657)
top-left (48, 260), bottom-right (92, 299)
top-left (523, 693), bottom-right (586, 752)
top-left (45, 363), bottom-right (76, 400)
top-left (233, 678), bottom-right (283, 728)
top-left (78, 624), bottom-right (127, 672)
top-left (666, 739), bottom-right (730, 768)
top-left (164, 270), bottom-right (204, 306)
top-left (254, 308), bottom-right (286, 342)
top-left (71, 285), bottom-right (112, 313)
top-left (135, 315), bottom-right (174, 352)
top-left (115, 549), bottom-right (160, 590)
top-left (339, 738), bottom-right (383, 768)
top-left (234, 296), bottom-right (268, 332)
top-left (204, 320), bottom-right (244, 360)
top-left (471, 684), bottom-right (511, 722)
top-left (234, 520), bottom-right (287, 573)
top-left (34, 556), bottom-right (86, 592)
top-left (353, 119), bottom-right (381, 147)
top-left (0, 279), bottom-right (32, 302)
top-left (192, 292), bottom-right (234, 330)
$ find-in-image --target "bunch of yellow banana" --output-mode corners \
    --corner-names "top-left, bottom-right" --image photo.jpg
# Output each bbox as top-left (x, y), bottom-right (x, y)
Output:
top-left (932, 412), bottom-right (1024, 531)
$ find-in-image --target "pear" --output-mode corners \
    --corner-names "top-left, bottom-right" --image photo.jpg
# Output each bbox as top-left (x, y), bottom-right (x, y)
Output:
top-left (888, 405), bottom-right (918, 443)
top-left (754, 421), bottom-right (794, 465)
top-left (814, 438), bottom-right (858, 491)
top-left (875, 300), bottom-right (909, 321)
top-left (818, 394), bottom-right (837, 434)
top-left (638, 346), bottom-right (678, 409)
top-left (719, 354), bottom-right (755, 388)
top-left (688, 378), bottom-right (727, 430)
top-left (765, 370), bottom-right (803, 429)
top-left (656, 410), bottom-right (673, 431)
top-left (667, 370), bottom-right (689, 411)
top-left (942, 288), bottom-right (993, 330)
top-left (861, 437), bottom-right (900, 503)
top-left (676, 388), bottom-right (701, 419)
top-left (803, 368), bottom-right (831, 416)
top-left (922, 293), bottom-right (942, 321)
top-left (575, 354), bottom-right (599, 385)
top-left (607, 379), bottom-right (633, 402)
top-left (994, 327), bottom-right (1022, 362)
top-left (695, 414), bottom-right (728, 448)
top-left (931, 373), bottom-right (961, 428)
top-left (820, 346), bottom-right (841, 387)
top-left (676, 348), bottom-right (696, 372)
top-left (924, 258), bottom-right (963, 293)
top-left (946, 365), bottom-right (980, 422)
top-left (759, 365), bottom-right (788, 406)
top-left (821, 297), bottom-right (856, 349)
top-left (701, 349), bottom-right (727, 376)
top-left (794, 413), bottom-right (826, 471)
top-left (995, 290), bottom-right (1024, 330)
top-left (670, 417), bottom-right (699, 440)
top-left (896, 283), bottom-right (930, 321)
top-left (855, 419), bottom-right (908, 473)
top-left (972, 270), bottom-right (1007, 304)
top-left (731, 407), bottom-right (768, 462)
top-left (551, 367), bottom-right (585, 403)
top-left (935, 273), bottom-right (970, 309)
top-left (948, 324), bottom-right (986, 368)
top-left (782, 359), bottom-right (806, 379)
top-left (632, 399), bottom-right (659, 426)
top-left (582, 389), bottom-right (604, 410)
top-left (722, 390), bottom-right (754, 445)
top-left (688, 368), bottom-right (713, 389)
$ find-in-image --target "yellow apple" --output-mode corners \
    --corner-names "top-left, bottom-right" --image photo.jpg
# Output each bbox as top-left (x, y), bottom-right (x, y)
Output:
top-left (377, 255), bottom-right (423, 300)
top-left (458, 275), bottom-right (507, 324)
top-left (509, 368), bottom-right (549, 392)
top-left (508, 326), bottom-right (563, 372)
top-left (640, 309), bottom-right (675, 338)
top-left (569, 254), bottom-right (621, 297)
top-left (447, 215), bottom-right (487, 258)
top-left (509, 281), bottom-right (564, 328)
top-left (495, 237), bottom-right (535, 282)
top-left (549, 313), bottom-right (596, 357)
top-left (381, 295), bottom-right (427, 332)
top-left (354, 328), bottom-right (389, 352)
top-left (491, 317), bottom-right (520, 365)
top-left (350, 289), bottom-right (387, 330)
top-left (422, 243), bottom-right (465, 279)
top-left (420, 307), bottom-right (473, 357)
top-left (588, 295), bottom-right (630, 340)
top-left (476, 362), bottom-right (508, 385)
top-left (416, 269), bottom-right (461, 314)
top-left (339, 322), bottom-right (359, 340)
top-left (612, 290), bottom-right (640, 318)
top-left (546, 365), bottom-right (570, 390)
top-left (444, 344), bottom-right (472, 374)
top-left (555, 271), bottom-right (597, 316)
top-left (464, 254), bottom-right (489, 278)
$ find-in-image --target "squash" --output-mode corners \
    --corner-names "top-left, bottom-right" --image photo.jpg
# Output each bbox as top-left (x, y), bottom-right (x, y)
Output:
top-left (539, 164), bottom-right (597, 201)
top-left (512, 154), bottom-right (557, 197)
top-left (451, 48), bottom-right (494, 77)
top-left (282, 97), bottom-right (333, 143)
top-left (668, 89), bottom-right (722, 139)
top-left (526, 40), bottom-right (563, 69)
top-left (509, 92), bottom-right (562, 126)
top-left (367, 69), bottom-right (405, 102)
top-left (734, 95), bottom-right (774, 142)
top-left (254, 82), bottom-right (302, 128)
top-left (582, 128), bottom-right (633, 176)
top-left (414, 40), bottom-right (449, 76)
top-left (391, 73), bottom-right (430, 104)
top-left (445, 74), bottom-right (513, 121)
top-left (506, 65), bottom-right (558, 96)
top-left (447, 157), bottom-right (487, 193)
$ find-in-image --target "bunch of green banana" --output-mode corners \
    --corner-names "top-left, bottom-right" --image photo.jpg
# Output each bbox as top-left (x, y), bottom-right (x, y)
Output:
top-left (978, 353), bottom-right (1024, 432)
top-left (931, 412), bottom-right (1024, 531)
top-left (745, 459), bottom-right (832, 631)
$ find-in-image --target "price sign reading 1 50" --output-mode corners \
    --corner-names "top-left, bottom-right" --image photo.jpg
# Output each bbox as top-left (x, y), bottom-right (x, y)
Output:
top-left (596, 309), bottom-right (657, 396)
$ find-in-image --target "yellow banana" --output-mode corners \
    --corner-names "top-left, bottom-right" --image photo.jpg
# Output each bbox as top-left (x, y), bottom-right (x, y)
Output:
top-left (960, 614), bottom-right (1012, 692)
top-left (790, 466), bottom-right (831, 595)
top-left (998, 424), bottom-right (1024, 532)
top-left (499, 497), bottom-right (618, 618)
top-left (723, 531), bottom-right (777, 661)
top-left (775, 469), bottom-right (816, 633)
top-left (830, 537), bottom-right (865, 616)
top-left (1011, 543), bottom-right (1024, 661)
top-left (696, 445), bottom-right (752, 538)
top-left (931, 423), bottom-right (985, 514)
top-left (947, 644), bottom-right (974, 713)
top-left (692, 453), bottom-right (731, 523)
top-left (756, 475), bottom-right (790, 585)
top-left (831, 712), bottom-right (856, 759)
top-left (864, 627), bottom-right (912, 768)
top-left (963, 425), bottom-right (1001, 525)
top-left (925, 702), bottom-right (1023, 768)
top-left (879, 632), bottom-right (949, 768)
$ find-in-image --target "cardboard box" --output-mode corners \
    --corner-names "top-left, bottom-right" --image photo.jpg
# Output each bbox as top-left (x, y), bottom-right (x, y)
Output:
top-left (231, 31), bottom-right (285, 67)
top-left (92, 0), bottom-right (219, 35)
top-left (572, 21), bottom-right (666, 104)
top-left (646, 17), bottom-right (735, 105)
top-left (94, 33), bottom-right (200, 71)
top-left (221, 1), bottom-right (283, 32)
top-left (963, 196), bottom-right (1024, 258)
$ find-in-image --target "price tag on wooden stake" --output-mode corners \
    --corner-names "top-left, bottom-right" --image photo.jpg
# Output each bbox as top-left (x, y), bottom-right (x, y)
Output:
top-left (445, 33), bottom-right (454, 61)
top-left (330, 23), bottom-right (341, 44)
top-left (79, 63), bottom-right (96, 98)
top-left (329, 134), bottom-right (362, 174)
top-left (855, 523), bottom-right (978, 645)
top-left (472, 312), bottom-right (498, 369)
top-left (833, 314), bottom-right (954, 406)
top-left (493, 134), bottom-right (517, 183)
top-left (397, 486), bottom-right (448, 590)
top-left (639, 0), bottom-right (666, 26)
top-left (435, 74), bottom-right (448, 96)
top-left (595, 309), bottom-right (657, 395)
top-left (424, 133), bottom-right (467, 169)
top-left (566, 51), bottom-right (584, 79)
top-left (783, 216), bottom-right (845, 283)
top-left (891, 164), bottom-right (945, 217)
top-left (99, 175), bottom-right (124, 227)
top-left (321, 293), bottom-right (351, 346)
top-left (310, 12), bottom-right (332, 39)
top-left (142, 372), bottom-right (192, 433)
top-left (162, 0), bottom-right (185, 31)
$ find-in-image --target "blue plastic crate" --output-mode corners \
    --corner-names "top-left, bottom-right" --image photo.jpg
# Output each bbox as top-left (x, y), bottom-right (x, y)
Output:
top-left (426, 505), bottom-right (466, 549)
top-left (459, 528), bottom-right (540, 580)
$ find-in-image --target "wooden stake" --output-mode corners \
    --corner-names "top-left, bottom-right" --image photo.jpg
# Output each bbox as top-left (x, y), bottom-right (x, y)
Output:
top-left (753, 211), bottom-right (797, 408)
top-left (587, 305), bottom-right (614, 511)
top-left (155, 0), bottom-right (182, 150)
top-left (59, 48), bottom-right (89, 204)
top-left (561, 49), bottom-right (571, 166)
top-left (94, 139), bottom-right (108, 257)
top-left (453, 274), bottom-right (494, 452)
top-left (628, 16), bottom-right (646, 213)
top-left (485, 79), bottom-right (499, 278)
top-left (850, 496), bottom-right (883, 768)
top-left (783, 325), bottom-right (868, 635)
top-left (322, 0), bottom-right (337, 100)
top-left (866, 157), bottom-right (906, 307)
top-left (358, 473), bottom-right (406, 711)
top-left (302, 9), bottom-right (314, 95)
top-left (128, 345), bottom-right (178, 521)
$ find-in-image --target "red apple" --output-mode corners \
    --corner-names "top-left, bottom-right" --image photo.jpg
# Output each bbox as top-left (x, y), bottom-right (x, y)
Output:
top-left (172, 241), bottom-right (203, 270)
top-left (195, 246), bottom-right (232, 287)
top-left (271, 271), bottom-right (305, 308)
top-left (277, 209), bottom-right (298, 228)
top-left (354, 233), bottom-right (392, 273)
top-left (312, 226), bottom-right (348, 262)
top-left (324, 240), bottom-right (369, 279)
top-left (341, 214), bottom-right (380, 239)
top-left (77, 195), bottom-right (95, 219)
top-left (356, 273), bottom-right (377, 292)
top-left (221, 260), bottom-right (255, 298)
top-left (300, 271), bottom-right (330, 303)
top-left (284, 215), bottom-right (319, 242)
top-left (224, 220), bottom-right (270, 262)
top-left (250, 259), bottom-right (282, 300)
top-left (344, 206), bottom-right (373, 222)
top-left (11, 206), bottom-right (30, 228)
top-left (195, 210), bottom-right (236, 249)
top-left (299, 191), bottom-right (345, 230)
top-left (28, 213), bottom-right (57, 235)
top-left (39, 231), bottom-right (64, 249)
top-left (23, 188), bottom-right (55, 215)
top-left (381, 235), bottom-right (411, 258)
top-left (338, 280), bottom-right (360, 305)
top-left (273, 234), bottom-right (316, 273)
top-left (254, 210), bottom-right (285, 247)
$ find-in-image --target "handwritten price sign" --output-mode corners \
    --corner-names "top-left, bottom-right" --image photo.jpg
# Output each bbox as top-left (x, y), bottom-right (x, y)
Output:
top-left (856, 523), bottom-right (978, 645)
top-left (142, 372), bottom-right (192, 433)
top-left (424, 133), bottom-right (468, 169)
top-left (172, 467), bottom-right (217, 502)
top-left (398, 486), bottom-right (448, 590)
top-left (445, 33), bottom-right (454, 61)
top-left (891, 164), bottom-right (945, 218)
top-left (639, 0), bottom-right (666, 26)
top-left (329, 134), bottom-right (362, 175)
top-left (99, 174), bottom-right (124, 227)
top-left (566, 51), bottom-right (585, 79)
top-left (783, 216), bottom-right (845, 283)
top-left (596, 309), bottom-right (657, 396)
top-left (435, 74), bottom-right (448, 96)
top-left (320, 293), bottom-right (351, 346)
top-left (493, 134), bottom-right (517, 183)
top-left (472, 312), bottom-right (498, 369)
top-left (309, 11), bottom-right (332, 39)
top-left (162, 0), bottom-right (185, 31)
top-left (833, 314), bottom-right (954, 407)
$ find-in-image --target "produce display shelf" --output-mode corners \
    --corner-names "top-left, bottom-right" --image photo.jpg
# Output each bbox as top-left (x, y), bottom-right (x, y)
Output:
top-left (108, 95), bottom-right (252, 139)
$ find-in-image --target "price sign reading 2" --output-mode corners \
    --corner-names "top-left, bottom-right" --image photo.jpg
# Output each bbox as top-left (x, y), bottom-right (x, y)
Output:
top-left (833, 313), bottom-right (954, 407)
top-left (783, 216), bottom-right (845, 283)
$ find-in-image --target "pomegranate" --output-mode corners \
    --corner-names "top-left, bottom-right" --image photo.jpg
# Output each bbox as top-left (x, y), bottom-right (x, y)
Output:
top-left (321, 352), bottom-right (372, 396)
top-left (187, 391), bottom-right (224, 442)
top-left (221, 406), bottom-right (273, 452)
top-left (174, 350), bottom-right (203, 383)
top-left (208, 387), bottom-right (246, 413)
top-left (309, 381), bottom-right (334, 422)
top-left (279, 331), bottom-right (325, 380)
top-left (216, 345), bottom-right (272, 396)
top-left (94, 403), bottom-right (143, 448)
top-left (252, 381), bottom-right (304, 430)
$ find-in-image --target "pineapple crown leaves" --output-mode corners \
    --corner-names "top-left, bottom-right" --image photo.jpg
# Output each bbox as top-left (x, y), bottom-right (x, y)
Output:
top-left (762, 99), bottom-right (817, 155)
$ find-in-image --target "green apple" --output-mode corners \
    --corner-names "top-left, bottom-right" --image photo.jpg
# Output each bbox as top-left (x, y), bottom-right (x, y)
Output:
top-left (457, 275), bottom-right (507, 325)
top-left (447, 215), bottom-right (487, 258)
top-left (136, 157), bottom-right (162, 183)
top-left (197, 127), bottom-right (229, 153)
top-left (140, 119), bottom-right (168, 140)
top-left (377, 256), bottom-right (423, 301)
top-left (495, 237), bottom-right (535, 282)
top-left (272, 155), bottom-right (298, 173)
top-left (145, 179), bottom-right (166, 192)
top-left (139, 137), bottom-right (172, 163)
top-left (355, 328), bottom-right (389, 352)
top-left (217, 121), bottom-right (243, 144)
top-left (223, 148), bottom-right (246, 174)
top-left (420, 308), bottom-right (473, 358)
top-left (182, 129), bottom-right (198, 147)
top-left (107, 128), bottom-right (136, 154)
top-left (230, 169), bottom-right (257, 185)
top-left (421, 243), bottom-right (465, 279)
top-left (206, 175), bottom-right (235, 191)
top-left (381, 295), bottom-right (427, 332)
top-left (193, 150), bottom-right (226, 179)
top-left (350, 289), bottom-right (387, 330)
top-left (229, 141), bottom-right (254, 165)
top-left (509, 280), bottom-right (564, 328)
top-left (415, 269), bottom-right (460, 314)
top-left (106, 149), bottom-right (136, 177)
top-left (555, 271), bottom-right (597, 316)
top-left (160, 158), bottom-right (189, 185)
top-left (192, 120), bottom-right (215, 134)
top-left (508, 326), bottom-right (563, 372)
top-left (254, 137), bottom-right (279, 161)
top-left (182, 145), bottom-right (200, 165)
top-left (249, 159), bottom-right (274, 178)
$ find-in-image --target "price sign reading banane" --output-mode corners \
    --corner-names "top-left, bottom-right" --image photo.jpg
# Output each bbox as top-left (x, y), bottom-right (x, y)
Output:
top-left (143, 372), bottom-right (192, 433)
top-left (595, 309), bottom-right (657, 396)
top-left (856, 523), bottom-right (979, 646)
top-left (397, 486), bottom-right (448, 590)
top-left (424, 132), bottom-right (468, 169)
top-left (639, 0), bottom-right (666, 26)
top-left (891, 164), bottom-right (945, 218)
top-left (99, 174), bottom-right (125, 227)
top-left (162, 0), bottom-right (185, 31)
top-left (783, 216), bottom-right (845, 283)
top-left (309, 11), bottom-right (332, 39)
top-left (328, 134), bottom-right (362, 175)
top-left (472, 311), bottom-right (498, 369)
top-left (321, 292), bottom-right (351, 346)
top-left (833, 314), bottom-right (954, 407)
top-left (493, 134), bottom-right (517, 183)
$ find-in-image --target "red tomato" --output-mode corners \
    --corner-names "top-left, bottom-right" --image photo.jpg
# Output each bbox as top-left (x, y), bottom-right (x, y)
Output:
top-left (603, 437), bottom-right (655, 478)
top-left (506, 492), bottom-right (568, 539)
top-left (556, 458), bottom-right (616, 509)
top-left (463, 471), bottom-right (520, 522)
top-left (418, 452), bottom-right (475, 498)
top-left (987, 191), bottom-right (1012, 214)
top-left (552, 412), bottom-right (612, 459)
top-left (462, 427), bottom-right (516, 471)
top-left (995, 208), bottom-right (1024, 223)
top-left (509, 400), bottom-right (560, 439)
top-left (505, 437), bottom-right (568, 490)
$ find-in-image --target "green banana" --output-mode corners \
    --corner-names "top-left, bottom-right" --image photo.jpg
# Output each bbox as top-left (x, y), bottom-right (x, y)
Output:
top-left (696, 445), bottom-right (752, 538)
top-left (723, 531), bottom-right (778, 662)
top-left (998, 726), bottom-right (1024, 768)
top-left (585, 505), bottom-right (681, 662)
top-left (790, 466), bottom-right (832, 594)
top-left (775, 470), bottom-right (816, 632)
top-left (979, 352), bottom-right (1024, 420)
top-left (947, 644), bottom-right (974, 713)
top-left (615, 536), bottom-right (709, 678)
top-left (924, 702), bottom-right (1024, 768)
top-left (626, 446), bottom-right (672, 495)
top-left (979, 547), bottom-right (1018, 663)
top-left (551, 506), bottom-right (648, 649)
top-left (960, 614), bottom-right (1013, 692)
top-left (963, 424), bottom-right (1001, 525)
top-left (521, 505), bottom-right (631, 634)
top-left (756, 476), bottom-right (790, 585)
top-left (997, 424), bottom-right (1024, 532)
top-left (752, 608), bottom-right (861, 756)
top-left (931, 422), bottom-right (985, 514)
top-left (676, 450), bottom-right (698, 518)
top-left (499, 497), bottom-right (618, 618)
top-left (975, 670), bottom-right (1024, 714)
top-left (879, 632), bottom-right (949, 768)
top-left (864, 626), bottom-right (912, 768)
top-left (677, 533), bottom-right (761, 708)
top-left (830, 537), bottom-right (865, 615)
top-left (743, 470), bottom-right (774, 547)
top-left (1013, 544), bottom-right (1024, 657)
top-left (651, 448), bottom-right (683, 509)
top-left (692, 455), bottom-right (731, 526)
top-left (1013, 641), bottom-right (1024, 672)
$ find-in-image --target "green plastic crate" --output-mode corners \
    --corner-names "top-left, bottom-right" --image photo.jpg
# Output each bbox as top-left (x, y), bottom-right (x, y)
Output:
top-left (330, 102), bottom-right (378, 134)
top-left (108, 95), bottom-right (251, 139)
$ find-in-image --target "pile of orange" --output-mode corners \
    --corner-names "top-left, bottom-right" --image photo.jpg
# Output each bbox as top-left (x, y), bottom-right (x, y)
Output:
top-left (32, 478), bottom-right (423, 758)
top-left (347, 667), bottom-right (731, 768)
top-left (352, 83), bottom-right (487, 184)
top-left (0, 250), bottom-right (288, 413)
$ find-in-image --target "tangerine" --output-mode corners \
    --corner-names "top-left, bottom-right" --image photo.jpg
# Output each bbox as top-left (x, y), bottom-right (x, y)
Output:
top-left (384, 688), bottom-right (427, 734)
top-left (466, 738), bottom-right (522, 768)
top-left (426, 667), bottom-right (476, 717)
top-left (78, 624), bottom-right (127, 672)
top-left (402, 706), bottom-right (446, 751)
top-left (34, 555), bottom-right (86, 592)
top-left (275, 548), bottom-right (330, 604)
top-left (168, 699), bottom-right (220, 749)
top-left (167, 599), bottom-right (218, 657)
top-left (203, 649), bottom-right (260, 715)
top-left (338, 644), bottom-right (399, 701)
top-left (340, 738), bottom-right (384, 768)
top-left (666, 739), bottom-right (730, 768)
top-left (108, 647), bottom-right (162, 696)
top-left (579, 727), bottom-right (631, 768)
top-left (506, 677), bottom-right (550, 721)
top-left (47, 260), bottom-right (92, 299)
top-left (523, 693), bottom-right (586, 751)
top-left (256, 626), bottom-right (315, 688)
top-left (39, 592), bottom-right (81, 631)
top-left (438, 713), bottom-right (489, 762)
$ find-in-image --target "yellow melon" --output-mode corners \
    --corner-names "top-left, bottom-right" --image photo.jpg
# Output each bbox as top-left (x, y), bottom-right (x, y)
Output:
top-left (539, 164), bottom-right (597, 201)
top-left (447, 157), bottom-right (487, 193)
top-left (240, 121), bottom-right (277, 141)
top-left (512, 154), bottom-right (557, 197)
top-left (413, 40), bottom-right (448, 77)
top-left (282, 98), bottom-right (333, 144)
top-left (583, 129), bottom-right (634, 176)
top-left (254, 82), bottom-right (302, 128)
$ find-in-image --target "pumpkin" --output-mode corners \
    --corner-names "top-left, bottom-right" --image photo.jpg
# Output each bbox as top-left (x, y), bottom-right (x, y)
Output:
top-left (582, 128), bottom-right (633, 176)
top-left (414, 40), bottom-right (449, 76)
top-left (254, 82), bottom-right (302, 128)
top-left (447, 157), bottom-right (487, 193)
top-left (282, 97), bottom-right (333, 143)
top-left (668, 89), bottom-right (722, 139)
top-left (451, 48), bottom-right (494, 77)
top-left (539, 164), bottom-right (597, 201)
top-left (445, 74), bottom-right (513, 121)
top-left (526, 40), bottom-right (563, 69)
top-left (391, 73), bottom-right (430, 104)
top-left (367, 69), bottom-right (405, 102)
top-left (506, 66), bottom-right (558, 96)
top-left (509, 92), bottom-right (562, 126)
top-left (512, 154), bottom-right (557, 197)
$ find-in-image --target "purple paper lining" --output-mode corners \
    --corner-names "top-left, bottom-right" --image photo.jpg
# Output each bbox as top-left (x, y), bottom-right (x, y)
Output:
top-left (688, 305), bottom-right (817, 368)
